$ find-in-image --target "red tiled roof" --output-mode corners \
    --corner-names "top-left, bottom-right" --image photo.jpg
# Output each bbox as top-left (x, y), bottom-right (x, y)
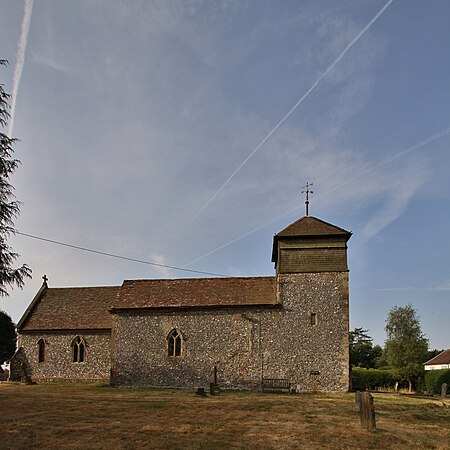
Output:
top-left (424, 349), bottom-right (450, 366)
top-left (19, 286), bottom-right (119, 331)
top-left (112, 277), bottom-right (278, 310)
top-left (275, 216), bottom-right (351, 238)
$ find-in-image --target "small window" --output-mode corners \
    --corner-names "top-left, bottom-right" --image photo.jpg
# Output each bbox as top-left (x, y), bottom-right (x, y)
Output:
top-left (38, 339), bottom-right (46, 363)
top-left (167, 329), bottom-right (183, 358)
top-left (71, 336), bottom-right (86, 363)
top-left (310, 313), bottom-right (318, 326)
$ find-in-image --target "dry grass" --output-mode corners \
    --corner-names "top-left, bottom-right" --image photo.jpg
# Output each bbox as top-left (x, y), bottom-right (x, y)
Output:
top-left (0, 383), bottom-right (449, 449)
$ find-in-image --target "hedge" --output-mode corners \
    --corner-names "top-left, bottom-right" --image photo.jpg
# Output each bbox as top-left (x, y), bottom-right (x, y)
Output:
top-left (351, 367), bottom-right (399, 391)
top-left (424, 369), bottom-right (450, 395)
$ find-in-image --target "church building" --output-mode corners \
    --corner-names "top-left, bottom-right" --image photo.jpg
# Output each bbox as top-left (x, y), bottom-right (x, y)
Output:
top-left (11, 215), bottom-right (352, 392)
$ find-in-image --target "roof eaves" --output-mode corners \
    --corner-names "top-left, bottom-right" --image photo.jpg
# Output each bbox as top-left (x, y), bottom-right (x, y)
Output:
top-left (16, 282), bottom-right (48, 330)
top-left (423, 349), bottom-right (450, 366)
top-left (110, 302), bottom-right (281, 313)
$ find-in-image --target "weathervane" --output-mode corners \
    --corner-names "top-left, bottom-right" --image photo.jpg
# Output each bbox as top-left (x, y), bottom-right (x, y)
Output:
top-left (301, 182), bottom-right (313, 216)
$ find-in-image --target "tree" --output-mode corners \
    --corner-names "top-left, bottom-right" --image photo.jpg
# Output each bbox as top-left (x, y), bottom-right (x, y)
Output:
top-left (349, 327), bottom-right (382, 368)
top-left (385, 304), bottom-right (428, 391)
top-left (0, 309), bottom-right (16, 364)
top-left (0, 60), bottom-right (31, 296)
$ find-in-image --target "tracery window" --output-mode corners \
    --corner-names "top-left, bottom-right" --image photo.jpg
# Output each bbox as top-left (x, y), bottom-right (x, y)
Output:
top-left (37, 339), bottom-right (46, 363)
top-left (71, 336), bottom-right (86, 363)
top-left (167, 329), bottom-right (183, 358)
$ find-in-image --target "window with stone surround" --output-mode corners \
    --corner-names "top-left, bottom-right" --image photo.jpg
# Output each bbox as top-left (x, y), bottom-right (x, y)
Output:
top-left (37, 339), bottom-right (46, 363)
top-left (167, 329), bottom-right (183, 358)
top-left (71, 336), bottom-right (86, 363)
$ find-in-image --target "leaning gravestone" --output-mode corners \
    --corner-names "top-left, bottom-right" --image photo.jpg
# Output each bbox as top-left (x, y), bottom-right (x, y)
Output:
top-left (441, 383), bottom-right (448, 398)
top-left (359, 392), bottom-right (376, 432)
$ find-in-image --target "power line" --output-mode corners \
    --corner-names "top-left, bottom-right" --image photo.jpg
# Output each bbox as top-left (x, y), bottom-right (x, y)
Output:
top-left (15, 231), bottom-right (227, 278)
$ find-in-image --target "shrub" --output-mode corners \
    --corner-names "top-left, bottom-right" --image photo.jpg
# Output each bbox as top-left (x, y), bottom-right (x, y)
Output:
top-left (351, 367), bottom-right (399, 391)
top-left (424, 369), bottom-right (450, 394)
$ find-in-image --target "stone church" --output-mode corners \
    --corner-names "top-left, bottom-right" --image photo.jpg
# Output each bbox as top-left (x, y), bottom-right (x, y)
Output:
top-left (11, 215), bottom-right (352, 392)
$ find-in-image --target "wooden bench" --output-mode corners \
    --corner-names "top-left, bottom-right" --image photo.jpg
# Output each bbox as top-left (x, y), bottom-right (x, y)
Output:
top-left (262, 378), bottom-right (291, 393)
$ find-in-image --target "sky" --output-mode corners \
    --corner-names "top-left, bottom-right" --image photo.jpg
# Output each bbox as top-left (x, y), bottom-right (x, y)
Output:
top-left (0, 0), bottom-right (449, 350)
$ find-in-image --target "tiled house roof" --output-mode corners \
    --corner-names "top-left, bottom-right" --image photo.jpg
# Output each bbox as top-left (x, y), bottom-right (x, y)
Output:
top-left (424, 349), bottom-right (450, 366)
top-left (275, 216), bottom-right (351, 238)
top-left (18, 286), bottom-right (120, 331)
top-left (112, 277), bottom-right (278, 310)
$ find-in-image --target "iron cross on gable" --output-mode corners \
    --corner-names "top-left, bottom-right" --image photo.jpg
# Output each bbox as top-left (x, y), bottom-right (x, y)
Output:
top-left (301, 182), bottom-right (313, 216)
top-left (42, 275), bottom-right (48, 285)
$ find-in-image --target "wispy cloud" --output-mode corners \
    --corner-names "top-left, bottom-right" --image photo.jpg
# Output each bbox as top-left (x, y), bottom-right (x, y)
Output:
top-left (375, 287), bottom-right (416, 292)
top-left (376, 284), bottom-right (450, 292)
top-left (189, 0), bottom-right (396, 222)
top-left (8, 0), bottom-right (34, 136)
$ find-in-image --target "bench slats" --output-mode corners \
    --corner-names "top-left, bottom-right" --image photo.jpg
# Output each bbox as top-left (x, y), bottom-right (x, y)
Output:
top-left (262, 378), bottom-right (291, 392)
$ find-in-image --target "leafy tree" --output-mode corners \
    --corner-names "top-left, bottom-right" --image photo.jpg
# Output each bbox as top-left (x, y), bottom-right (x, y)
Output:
top-left (385, 304), bottom-right (429, 391)
top-left (349, 327), bottom-right (382, 368)
top-left (373, 345), bottom-right (389, 369)
top-left (0, 309), bottom-right (16, 364)
top-left (0, 60), bottom-right (31, 296)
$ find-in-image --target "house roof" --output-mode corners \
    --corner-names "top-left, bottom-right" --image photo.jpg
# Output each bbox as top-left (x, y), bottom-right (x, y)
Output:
top-left (275, 216), bottom-right (351, 238)
top-left (112, 276), bottom-right (278, 310)
top-left (18, 286), bottom-right (120, 331)
top-left (424, 349), bottom-right (450, 366)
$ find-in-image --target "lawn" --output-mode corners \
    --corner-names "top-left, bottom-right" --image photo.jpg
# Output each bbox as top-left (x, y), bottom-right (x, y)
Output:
top-left (0, 383), bottom-right (449, 449)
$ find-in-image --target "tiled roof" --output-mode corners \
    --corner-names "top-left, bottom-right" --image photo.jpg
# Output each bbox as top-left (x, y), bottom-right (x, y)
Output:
top-left (18, 286), bottom-right (120, 331)
top-left (275, 216), bottom-right (351, 238)
top-left (112, 277), bottom-right (278, 310)
top-left (424, 349), bottom-right (450, 366)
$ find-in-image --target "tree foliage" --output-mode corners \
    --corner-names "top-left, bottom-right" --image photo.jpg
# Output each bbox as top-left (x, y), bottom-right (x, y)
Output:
top-left (0, 60), bottom-right (31, 296)
top-left (349, 327), bottom-right (382, 368)
top-left (385, 304), bottom-right (428, 390)
top-left (0, 309), bottom-right (16, 364)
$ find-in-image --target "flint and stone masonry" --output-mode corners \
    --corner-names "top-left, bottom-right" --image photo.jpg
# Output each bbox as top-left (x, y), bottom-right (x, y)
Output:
top-left (12, 215), bottom-right (351, 392)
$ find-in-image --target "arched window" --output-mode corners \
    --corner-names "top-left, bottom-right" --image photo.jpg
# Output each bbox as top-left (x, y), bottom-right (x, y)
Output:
top-left (167, 329), bottom-right (183, 358)
top-left (71, 336), bottom-right (86, 363)
top-left (37, 339), bottom-right (46, 363)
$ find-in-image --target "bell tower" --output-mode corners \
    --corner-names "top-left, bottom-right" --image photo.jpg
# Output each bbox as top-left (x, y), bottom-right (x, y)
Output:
top-left (271, 216), bottom-right (352, 275)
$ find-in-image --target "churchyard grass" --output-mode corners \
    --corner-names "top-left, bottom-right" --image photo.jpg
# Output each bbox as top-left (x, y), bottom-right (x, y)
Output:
top-left (0, 383), bottom-right (449, 449)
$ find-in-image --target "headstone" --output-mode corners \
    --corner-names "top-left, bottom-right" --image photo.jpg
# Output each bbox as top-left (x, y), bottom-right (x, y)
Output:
top-left (359, 392), bottom-right (376, 432)
top-left (441, 383), bottom-right (448, 398)
top-left (195, 387), bottom-right (207, 397)
top-left (355, 391), bottom-right (361, 410)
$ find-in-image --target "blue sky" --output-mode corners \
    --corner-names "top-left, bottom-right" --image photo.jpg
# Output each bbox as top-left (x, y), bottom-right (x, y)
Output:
top-left (1, 0), bottom-right (449, 349)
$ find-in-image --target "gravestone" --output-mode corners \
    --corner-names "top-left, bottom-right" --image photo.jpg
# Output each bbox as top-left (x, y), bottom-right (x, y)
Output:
top-left (359, 392), bottom-right (376, 432)
top-left (195, 387), bottom-right (207, 397)
top-left (355, 391), bottom-right (361, 410)
top-left (441, 383), bottom-right (448, 398)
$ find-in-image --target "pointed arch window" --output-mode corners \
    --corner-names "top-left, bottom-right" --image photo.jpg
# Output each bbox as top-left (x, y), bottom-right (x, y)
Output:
top-left (71, 336), bottom-right (86, 363)
top-left (37, 339), bottom-right (46, 363)
top-left (167, 329), bottom-right (183, 358)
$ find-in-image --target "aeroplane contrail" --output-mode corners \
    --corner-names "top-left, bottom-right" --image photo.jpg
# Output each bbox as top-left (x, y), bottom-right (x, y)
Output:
top-left (184, 124), bottom-right (450, 268)
top-left (8, 0), bottom-right (34, 136)
top-left (189, 0), bottom-right (396, 223)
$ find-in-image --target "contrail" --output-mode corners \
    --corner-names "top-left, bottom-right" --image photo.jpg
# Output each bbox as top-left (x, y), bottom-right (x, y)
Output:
top-left (8, 0), bottom-right (34, 136)
top-left (189, 0), bottom-right (395, 223)
top-left (314, 125), bottom-right (450, 202)
top-left (184, 206), bottom-right (300, 268)
top-left (184, 124), bottom-right (450, 268)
